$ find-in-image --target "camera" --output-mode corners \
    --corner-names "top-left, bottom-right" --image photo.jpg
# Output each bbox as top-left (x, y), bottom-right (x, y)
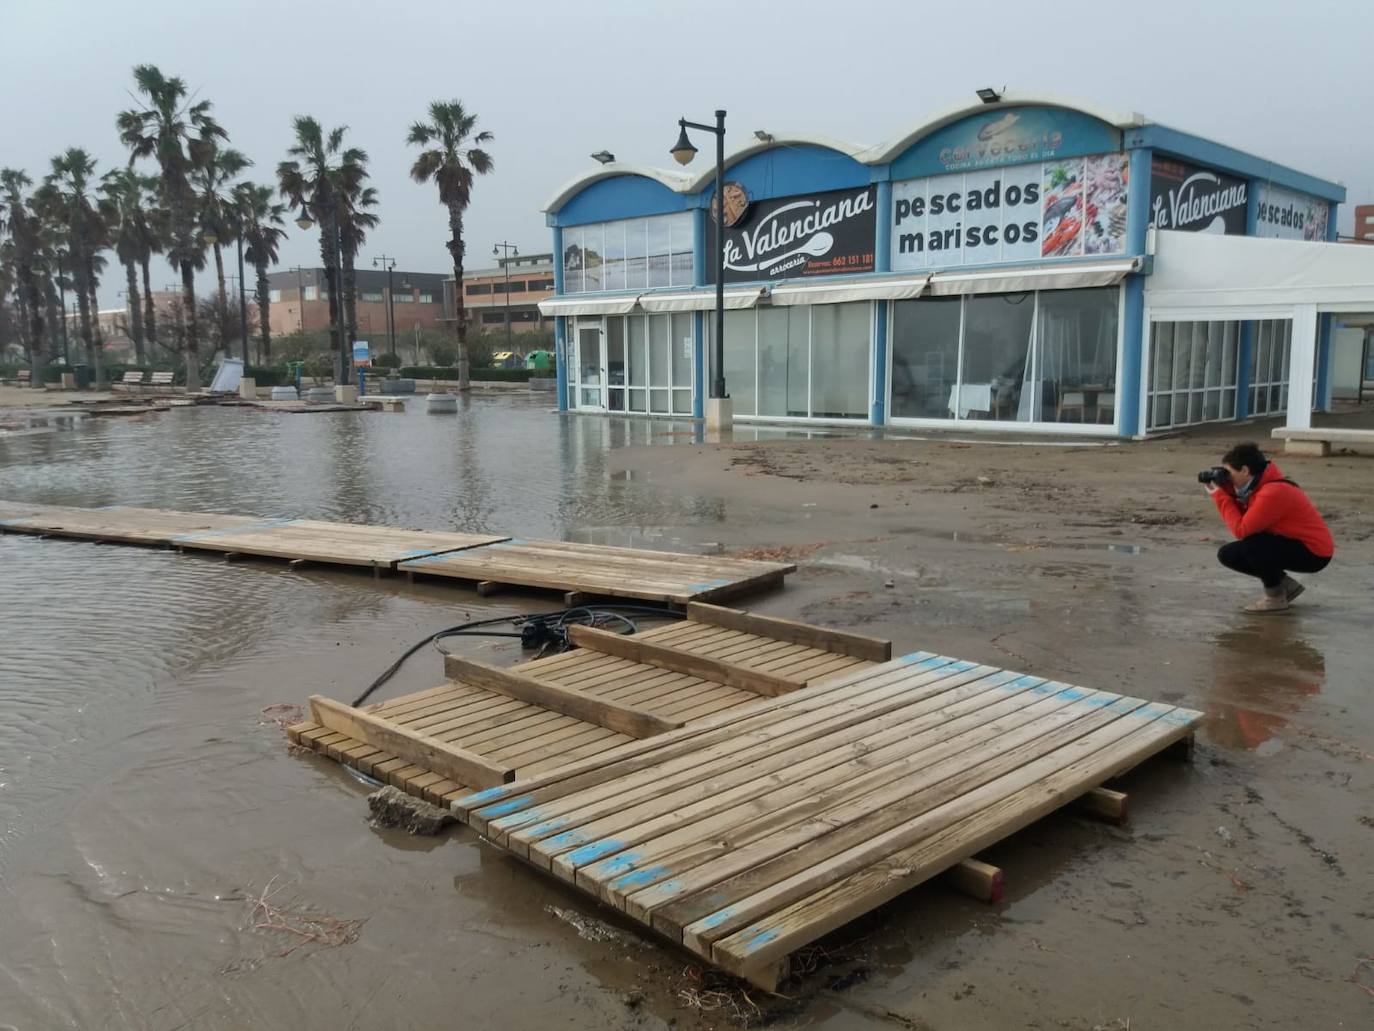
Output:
top-left (1197, 466), bottom-right (1231, 485)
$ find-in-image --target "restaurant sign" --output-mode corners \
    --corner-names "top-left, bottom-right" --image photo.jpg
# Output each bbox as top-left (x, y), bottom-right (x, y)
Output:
top-left (1255, 183), bottom-right (1329, 242)
top-left (706, 185), bottom-right (877, 283)
top-left (1149, 157), bottom-right (1247, 235)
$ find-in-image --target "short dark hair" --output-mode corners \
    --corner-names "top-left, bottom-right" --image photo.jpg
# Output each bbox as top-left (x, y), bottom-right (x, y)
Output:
top-left (1222, 441), bottom-right (1266, 471)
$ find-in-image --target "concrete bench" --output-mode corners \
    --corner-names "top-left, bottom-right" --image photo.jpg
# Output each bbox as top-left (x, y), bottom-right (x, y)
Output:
top-left (1272, 426), bottom-right (1374, 456)
top-left (115, 370), bottom-right (146, 392)
top-left (16, 369), bottom-right (31, 387)
top-left (149, 371), bottom-right (176, 390)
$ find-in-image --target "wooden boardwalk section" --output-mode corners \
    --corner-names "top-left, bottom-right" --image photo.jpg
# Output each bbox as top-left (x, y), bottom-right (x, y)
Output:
top-left (289, 605), bottom-right (1200, 990)
top-left (0, 503), bottom-right (262, 545)
top-left (401, 539), bottom-right (793, 604)
top-left (0, 502), bottom-right (793, 602)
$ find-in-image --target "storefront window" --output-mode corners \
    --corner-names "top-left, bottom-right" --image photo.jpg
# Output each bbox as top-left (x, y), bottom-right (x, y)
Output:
top-left (811, 303), bottom-right (870, 419)
top-left (891, 287), bottom-right (1121, 426)
top-left (562, 212), bottom-right (693, 294)
top-left (577, 313), bottom-right (693, 416)
top-left (1035, 287), bottom-right (1119, 423)
top-left (961, 294), bottom-right (1035, 422)
top-left (1146, 320), bottom-right (1240, 430)
top-left (890, 297), bottom-right (960, 419)
top-left (712, 304), bottom-right (870, 421)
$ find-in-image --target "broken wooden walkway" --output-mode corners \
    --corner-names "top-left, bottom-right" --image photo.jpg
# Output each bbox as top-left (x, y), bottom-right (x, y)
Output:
top-left (0, 502), bottom-right (793, 603)
top-left (288, 604), bottom-right (1200, 990)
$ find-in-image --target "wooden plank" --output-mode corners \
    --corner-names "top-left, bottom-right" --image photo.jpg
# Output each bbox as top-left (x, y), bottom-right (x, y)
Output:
top-left (454, 655), bottom-right (946, 826)
top-left (566, 625), bottom-right (802, 697)
top-left (1077, 786), bottom-right (1129, 825)
top-left (442, 654), bottom-right (683, 739)
top-left (687, 603), bottom-right (892, 662)
top-left (945, 858), bottom-right (1004, 903)
top-left (705, 706), bottom-right (1198, 981)
top-left (309, 694), bottom-right (514, 789)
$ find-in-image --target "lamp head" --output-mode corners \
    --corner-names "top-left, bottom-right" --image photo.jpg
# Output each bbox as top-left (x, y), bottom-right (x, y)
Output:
top-left (976, 87), bottom-right (1002, 104)
top-left (295, 205), bottom-right (314, 230)
top-left (590, 150), bottom-right (615, 165)
top-left (670, 123), bottom-right (697, 166)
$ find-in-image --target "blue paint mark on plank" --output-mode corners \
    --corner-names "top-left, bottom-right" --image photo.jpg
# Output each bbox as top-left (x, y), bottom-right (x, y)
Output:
top-left (609, 865), bottom-right (668, 890)
top-left (568, 840), bottom-right (626, 866)
top-left (169, 518), bottom-right (292, 542)
top-left (696, 901), bottom-right (737, 930)
top-left (465, 785), bottom-right (513, 806)
top-left (738, 926), bottom-right (780, 953)
top-left (476, 797), bottom-right (530, 818)
top-left (542, 828), bottom-right (591, 851)
top-left (592, 850), bottom-right (642, 876)
top-left (520, 817), bottom-right (570, 839)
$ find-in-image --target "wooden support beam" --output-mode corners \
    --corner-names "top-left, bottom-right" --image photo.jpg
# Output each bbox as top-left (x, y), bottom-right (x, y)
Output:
top-left (564, 590), bottom-right (590, 607)
top-left (945, 858), bottom-right (1004, 903)
top-left (309, 694), bottom-right (514, 789)
top-left (476, 580), bottom-right (502, 597)
top-left (442, 654), bottom-right (682, 739)
top-left (1164, 732), bottom-right (1195, 761)
top-left (566, 624), bottom-right (802, 697)
top-left (686, 602), bottom-right (892, 662)
top-left (289, 558), bottom-right (310, 568)
top-left (1077, 786), bottom-right (1129, 825)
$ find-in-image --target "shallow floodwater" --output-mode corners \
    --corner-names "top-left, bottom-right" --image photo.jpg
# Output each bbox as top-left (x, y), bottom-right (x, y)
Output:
top-left (0, 397), bottom-right (744, 1029)
top-left (2, 397), bottom-right (1371, 1030)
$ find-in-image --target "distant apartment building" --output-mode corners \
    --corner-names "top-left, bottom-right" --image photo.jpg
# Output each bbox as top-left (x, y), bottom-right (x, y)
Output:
top-left (444, 252), bottom-right (555, 341)
top-left (263, 267), bottom-right (449, 351)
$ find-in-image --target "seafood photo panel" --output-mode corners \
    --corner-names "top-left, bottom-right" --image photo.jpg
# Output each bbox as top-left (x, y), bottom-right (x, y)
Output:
top-left (890, 151), bottom-right (1130, 272)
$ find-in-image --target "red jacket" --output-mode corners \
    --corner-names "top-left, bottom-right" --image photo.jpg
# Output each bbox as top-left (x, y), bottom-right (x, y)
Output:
top-left (1213, 462), bottom-right (1334, 557)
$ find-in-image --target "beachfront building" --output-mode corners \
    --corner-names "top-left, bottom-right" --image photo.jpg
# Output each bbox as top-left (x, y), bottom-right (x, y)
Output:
top-left (538, 93), bottom-right (1369, 437)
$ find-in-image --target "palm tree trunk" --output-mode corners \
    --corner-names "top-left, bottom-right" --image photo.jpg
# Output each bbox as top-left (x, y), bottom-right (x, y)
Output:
top-left (123, 260), bottom-right (145, 364)
top-left (18, 263), bottom-right (45, 386)
top-left (319, 230), bottom-right (342, 383)
top-left (447, 205), bottom-right (469, 390)
top-left (255, 261), bottom-right (272, 363)
top-left (213, 241), bottom-right (228, 321)
top-left (85, 271), bottom-right (106, 390)
top-left (42, 276), bottom-right (62, 366)
top-left (140, 257), bottom-right (157, 348)
top-left (180, 260), bottom-right (200, 388)
top-left (342, 249), bottom-right (358, 372)
top-left (73, 264), bottom-right (95, 378)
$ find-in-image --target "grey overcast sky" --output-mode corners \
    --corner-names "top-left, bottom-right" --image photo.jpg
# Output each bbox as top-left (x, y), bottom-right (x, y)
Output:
top-left (5, 0), bottom-right (1371, 308)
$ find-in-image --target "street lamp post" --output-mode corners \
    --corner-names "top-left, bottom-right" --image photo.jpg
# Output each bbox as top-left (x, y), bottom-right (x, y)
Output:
top-left (372, 254), bottom-right (398, 360)
top-left (670, 109), bottom-right (728, 412)
top-left (492, 241), bottom-right (518, 356)
top-left (295, 197), bottom-right (351, 385)
top-left (235, 233), bottom-right (250, 367)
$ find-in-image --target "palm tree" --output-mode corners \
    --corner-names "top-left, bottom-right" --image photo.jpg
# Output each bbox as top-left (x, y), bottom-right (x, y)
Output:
top-left (278, 116), bottom-right (368, 384)
top-left (192, 143), bottom-right (250, 322)
top-left (100, 167), bottom-right (154, 363)
top-left (339, 179), bottom-right (379, 362)
top-left (1, 169), bottom-right (48, 384)
top-left (234, 182), bottom-right (286, 363)
top-left (38, 148), bottom-right (111, 388)
top-left (139, 180), bottom-right (168, 351)
top-left (117, 64), bottom-right (225, 387)
top-left (407, 101), bottom-right (493, 391)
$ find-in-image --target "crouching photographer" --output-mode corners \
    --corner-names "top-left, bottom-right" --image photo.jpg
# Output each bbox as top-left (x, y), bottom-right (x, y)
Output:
top-left (1201, 442), bottom-right (1334, 612)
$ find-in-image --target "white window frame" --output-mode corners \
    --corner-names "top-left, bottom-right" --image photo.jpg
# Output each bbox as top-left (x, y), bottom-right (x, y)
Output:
top-left (886, 287), bottom-right (1125, 436)
top-left (722, 302), bottom-right (875, 427)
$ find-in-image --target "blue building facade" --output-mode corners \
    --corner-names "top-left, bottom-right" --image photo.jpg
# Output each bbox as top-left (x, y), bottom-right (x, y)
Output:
top-left (539, 94), bottom-right (1345, 437)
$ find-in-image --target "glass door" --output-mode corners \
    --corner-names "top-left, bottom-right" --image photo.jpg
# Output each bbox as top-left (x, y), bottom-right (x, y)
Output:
top-left (575, 319), bottom-right (605, 410)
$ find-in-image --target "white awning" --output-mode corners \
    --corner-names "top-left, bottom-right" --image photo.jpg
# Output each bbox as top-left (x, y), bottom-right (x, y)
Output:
top-left (769, 275), bottom-right (930, 306)
top-left (537, 295), bottom-right (641, 317)
top-left (637, 287), bottom-right (765, 312)
top-left (926, 258), bottom-right (1140, 297)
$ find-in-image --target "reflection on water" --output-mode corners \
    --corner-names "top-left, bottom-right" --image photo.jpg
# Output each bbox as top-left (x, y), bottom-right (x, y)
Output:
top-left (0, 395), bottom-right (723, 538)
top-left (1204, 622), bottom-right (1326, 752)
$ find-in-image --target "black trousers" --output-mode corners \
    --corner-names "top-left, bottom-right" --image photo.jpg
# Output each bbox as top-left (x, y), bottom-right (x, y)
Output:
top-left (1217, 532), bottom-right (1331, 589)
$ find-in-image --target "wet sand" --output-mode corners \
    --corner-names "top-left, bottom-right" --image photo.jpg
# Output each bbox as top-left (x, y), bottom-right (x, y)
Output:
top-left (1, 399), bottom-right (1371, 1029)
